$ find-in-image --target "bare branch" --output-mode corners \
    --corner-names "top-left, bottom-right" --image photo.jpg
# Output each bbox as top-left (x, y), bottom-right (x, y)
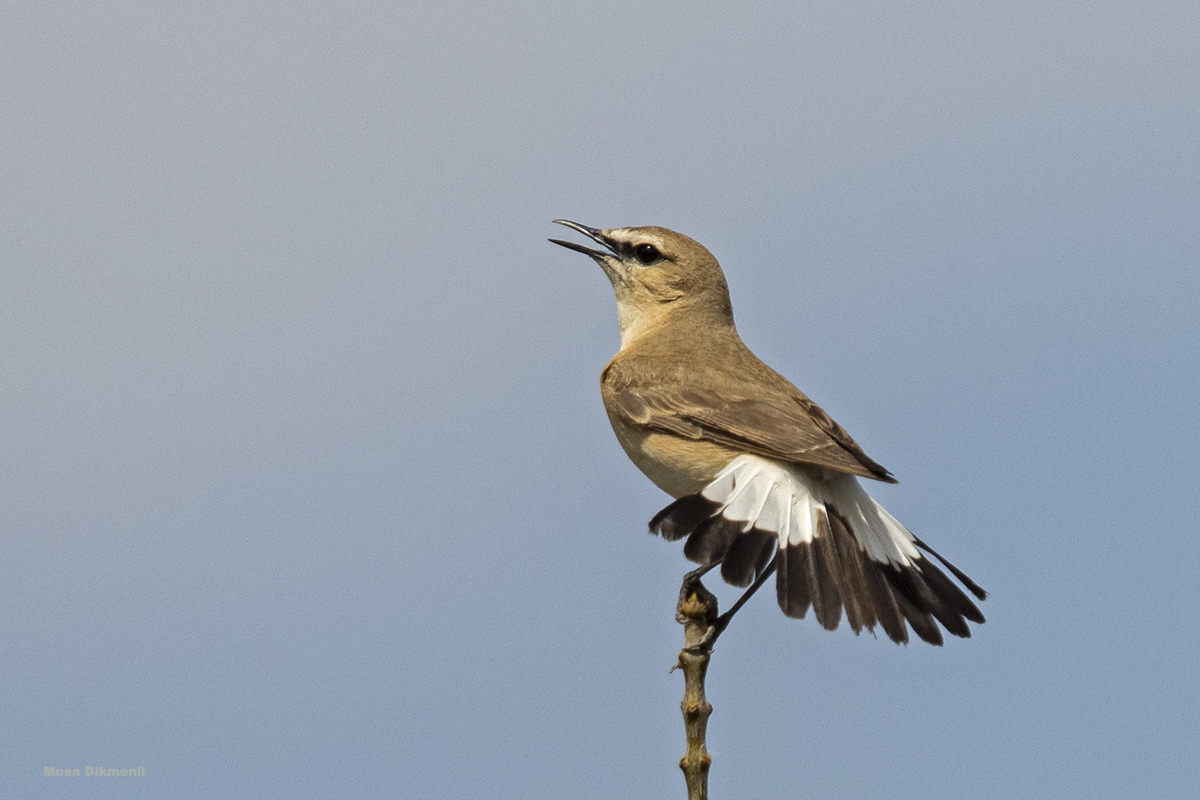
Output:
top-left (674, 576), bottom-right (719, 800)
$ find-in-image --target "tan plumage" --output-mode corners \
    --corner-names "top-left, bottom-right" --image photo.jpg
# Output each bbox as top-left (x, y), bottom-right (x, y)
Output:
top-left (601, 335), bottom-right (895, 493)
top-left (551, 220), bottom-right (985, 645)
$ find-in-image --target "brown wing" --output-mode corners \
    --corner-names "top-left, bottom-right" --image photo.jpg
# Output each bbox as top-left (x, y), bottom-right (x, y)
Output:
top-left (606, 381), bottom-right (896, 483)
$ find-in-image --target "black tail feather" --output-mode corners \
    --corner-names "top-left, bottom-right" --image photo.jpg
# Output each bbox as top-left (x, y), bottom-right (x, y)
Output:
top-left (649, 490), bottom-right (987, 646)
top-left (914, 536), bottom-right (988, 601)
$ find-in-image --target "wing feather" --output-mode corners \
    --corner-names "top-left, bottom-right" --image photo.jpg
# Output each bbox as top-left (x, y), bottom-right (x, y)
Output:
top-left (608, 384), bottom-right (895, 482)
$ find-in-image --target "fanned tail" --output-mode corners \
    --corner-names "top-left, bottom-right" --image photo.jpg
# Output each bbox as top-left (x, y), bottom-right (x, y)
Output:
top-left (649, 455), bottom-right (986, 645)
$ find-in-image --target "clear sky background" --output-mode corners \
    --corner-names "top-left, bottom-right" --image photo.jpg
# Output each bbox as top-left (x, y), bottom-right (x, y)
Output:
top-left (3, 2), bottom-right (1198, 798)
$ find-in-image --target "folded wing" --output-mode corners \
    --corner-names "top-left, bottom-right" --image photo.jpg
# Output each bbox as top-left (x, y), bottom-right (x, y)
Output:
top-left (607, 383), bottom-right (897, 483)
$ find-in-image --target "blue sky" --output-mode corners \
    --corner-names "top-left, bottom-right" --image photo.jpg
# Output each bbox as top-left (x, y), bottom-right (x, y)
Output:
top-left (3, 2), bottom-right (1198, 798)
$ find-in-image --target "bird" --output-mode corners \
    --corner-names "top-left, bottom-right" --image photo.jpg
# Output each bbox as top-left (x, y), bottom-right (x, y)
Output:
top-left (550, 220), bottom-right (986, 646)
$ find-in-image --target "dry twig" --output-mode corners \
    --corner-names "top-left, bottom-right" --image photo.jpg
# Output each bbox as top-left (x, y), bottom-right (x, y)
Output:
top-left (673, 577), bottom-right (718, 800)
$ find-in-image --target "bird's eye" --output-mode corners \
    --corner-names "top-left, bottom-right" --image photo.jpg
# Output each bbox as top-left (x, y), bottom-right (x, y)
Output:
top-left (633, 243), bottom-right (661, 264)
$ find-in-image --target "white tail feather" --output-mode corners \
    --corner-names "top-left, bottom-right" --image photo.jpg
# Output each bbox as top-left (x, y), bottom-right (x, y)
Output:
top-left (701, 454), bottom-right (919, 567)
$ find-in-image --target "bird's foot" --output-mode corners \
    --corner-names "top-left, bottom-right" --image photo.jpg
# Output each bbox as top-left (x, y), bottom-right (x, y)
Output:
top-left (676, 566), bottom-right (721, 655)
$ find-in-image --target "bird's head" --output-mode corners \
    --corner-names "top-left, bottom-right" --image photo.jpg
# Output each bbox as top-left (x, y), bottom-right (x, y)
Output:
top-left (550, 220), bottom-right (734, 347)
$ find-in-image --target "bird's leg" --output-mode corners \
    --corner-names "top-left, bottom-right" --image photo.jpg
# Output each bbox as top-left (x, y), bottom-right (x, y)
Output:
top-left (711, 554), bottom-right (779, 640)
top-left (680, 554), bottom-right (780, 654)
top-left (681, 562), bottom-right (718, 591)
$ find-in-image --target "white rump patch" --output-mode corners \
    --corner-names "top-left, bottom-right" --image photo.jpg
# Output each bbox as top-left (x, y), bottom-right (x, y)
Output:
top-left (699, 454), bottom-right (919, 567)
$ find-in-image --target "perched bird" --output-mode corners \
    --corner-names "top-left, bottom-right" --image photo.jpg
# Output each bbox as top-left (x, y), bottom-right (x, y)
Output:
top-left (550, 220), bottom-right (986, 646)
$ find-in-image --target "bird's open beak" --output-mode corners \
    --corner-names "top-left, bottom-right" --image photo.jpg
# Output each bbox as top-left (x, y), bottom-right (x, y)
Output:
top-left (549, 219), bottom-right (615, 259)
